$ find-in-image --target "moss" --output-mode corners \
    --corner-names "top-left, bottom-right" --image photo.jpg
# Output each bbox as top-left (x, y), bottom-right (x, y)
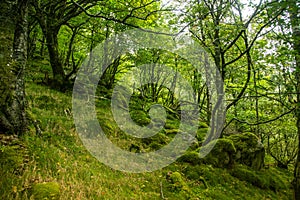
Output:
top-left (130, 110), bottom-right (151, 126)
top-left (227, 132), bottom-right (258, 149)
top-left (0, 144), bottom-right (24, 173)
top-left (177, 151), bottom-right (201, 165)
top-left (230, 166), bottom-right (269, 189)
top-left (196, 128), bottom-right (208, 142)
top-left (230, 165), bottom-right (288, 191)
top-left (165, 128), bottom-right (181, 135)
top-left (166, 171), bottom-right (190, 194)
top-left (149, 142), bottom-right (163, 150)
top-left (142, 132), bottom-right (169, 146)
top-left (164, 119), bottom-right (180, 130)
top-left (184, 165), bottom-right (231, 187)
top-left (183, 165), bottom-right (208, 189)
top-left (189, 140), bottom-right (200, 150)
top-left (200, 138), bottom-right (236, 168)
top-left (199, 121), bottom-right (209, 128)
top-left (31, 182), bottom-right (60, 200)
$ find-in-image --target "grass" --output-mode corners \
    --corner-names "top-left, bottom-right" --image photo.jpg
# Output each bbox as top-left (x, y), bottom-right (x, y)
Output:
top-left (0, 71), bottom-right (294, 199)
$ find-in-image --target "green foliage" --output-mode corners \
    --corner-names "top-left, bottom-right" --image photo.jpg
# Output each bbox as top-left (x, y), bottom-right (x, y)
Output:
top-left (142, 132), bottom-right (169, 150)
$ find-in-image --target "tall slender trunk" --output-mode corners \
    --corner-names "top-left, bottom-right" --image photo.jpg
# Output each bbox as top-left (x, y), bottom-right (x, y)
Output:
top-left (44, 28), bottom-right (66, 88)
top-left (0, 0), bottom-right (28, 134)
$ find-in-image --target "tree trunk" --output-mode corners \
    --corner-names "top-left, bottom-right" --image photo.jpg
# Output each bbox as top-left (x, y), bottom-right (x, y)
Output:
top-left (0, 0), bottom-right (28, 134)
top-left (44, 28), bottom-right (66, 89)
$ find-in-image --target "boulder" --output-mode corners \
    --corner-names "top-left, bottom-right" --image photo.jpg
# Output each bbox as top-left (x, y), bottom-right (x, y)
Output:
top-left (200, 138), bottom-right (236, 168)
top-left (227, 132), bottom-right (265, 170)
top-left (197, 132), bottom-right (265, 170)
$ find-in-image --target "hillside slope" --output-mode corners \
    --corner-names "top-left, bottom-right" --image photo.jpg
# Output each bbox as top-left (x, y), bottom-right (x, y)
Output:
top-left (0, 78), bottom-right (294, 199)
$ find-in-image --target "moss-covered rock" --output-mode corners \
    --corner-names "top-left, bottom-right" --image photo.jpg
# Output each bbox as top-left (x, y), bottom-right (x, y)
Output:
top-left (177, 151), bottom-right (201, 165)
top-left (198, 132), bottom-right (265, 170)
top-left (227, 132), bottom-right (265, 170)
top-left (31, 182), bottom-right (60, 200)
top-left (200, 138), bottom-right (236, 168)
top-left (166, 171), bottom-right (190, 193)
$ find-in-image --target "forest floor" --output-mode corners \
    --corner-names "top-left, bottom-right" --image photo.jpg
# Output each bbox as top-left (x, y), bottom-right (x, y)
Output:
top-left (0, 66), bottom-right (294, 199)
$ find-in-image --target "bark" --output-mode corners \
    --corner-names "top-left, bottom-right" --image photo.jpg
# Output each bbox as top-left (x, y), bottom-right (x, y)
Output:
top-left (0, 0), bottom-right (28, 134)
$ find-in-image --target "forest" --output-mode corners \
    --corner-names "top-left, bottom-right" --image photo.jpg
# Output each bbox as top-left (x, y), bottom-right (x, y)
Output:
top-left (0, 0), bottom-right (299, 199)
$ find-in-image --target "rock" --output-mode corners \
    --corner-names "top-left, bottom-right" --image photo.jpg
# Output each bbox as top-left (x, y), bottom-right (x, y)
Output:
top-left (227, 132), bottom-right (265, 170)
top-left (200, 138), bottom-right (236, 168)
top-left (198, 132), bottom-right (265, 170)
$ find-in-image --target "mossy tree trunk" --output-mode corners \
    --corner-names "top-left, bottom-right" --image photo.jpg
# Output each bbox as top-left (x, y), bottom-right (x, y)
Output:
top-left (0, 0), bottom-right (28, 134)
top-left (43, 26), bottom-right (66, 88)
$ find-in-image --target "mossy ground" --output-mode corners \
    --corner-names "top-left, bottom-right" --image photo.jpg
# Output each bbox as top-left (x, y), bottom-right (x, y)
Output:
top-left (0, 69), bottom-right (294, 199)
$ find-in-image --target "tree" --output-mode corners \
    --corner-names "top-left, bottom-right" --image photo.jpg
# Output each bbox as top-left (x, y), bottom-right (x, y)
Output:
top-left (0, 0), bottom-right (29, 134)
top-left (30, 0), bottom-right (162, 90)
top-left (179, 0), bottom-right (284, 136)
top-left (30, 0), bottom-right (96, 89)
